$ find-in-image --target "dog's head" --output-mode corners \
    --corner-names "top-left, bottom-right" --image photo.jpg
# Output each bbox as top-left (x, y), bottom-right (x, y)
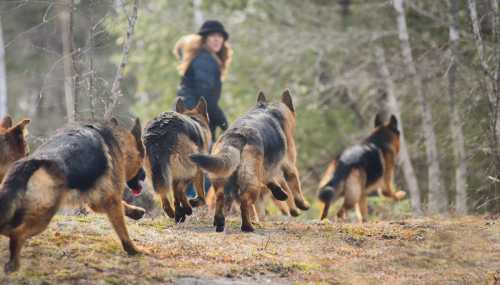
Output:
top-left (108, 117), bottom-right (145, 194)
top-left (176, 97), bottom-right (212, 145)
top-left (0, 115), bottom-right (30, 162)
top-left (257, 89), bottom-right (297, 131)
top-left (372, 113), bottom-right (400, 154)
top-left (126, 167), bottom-right (146, 196)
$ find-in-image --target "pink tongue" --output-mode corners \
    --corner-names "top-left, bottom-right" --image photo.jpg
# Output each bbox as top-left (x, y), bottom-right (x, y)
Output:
top-left (131, 188), bottom-right (142, 197)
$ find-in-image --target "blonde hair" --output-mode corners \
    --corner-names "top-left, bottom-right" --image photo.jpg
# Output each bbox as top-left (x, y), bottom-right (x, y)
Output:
top-left (173, 34), bottom-right (233, 80)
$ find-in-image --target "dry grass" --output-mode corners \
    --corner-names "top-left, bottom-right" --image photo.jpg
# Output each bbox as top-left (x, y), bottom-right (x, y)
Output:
top-left (0, 211), bottom-right (499, 284)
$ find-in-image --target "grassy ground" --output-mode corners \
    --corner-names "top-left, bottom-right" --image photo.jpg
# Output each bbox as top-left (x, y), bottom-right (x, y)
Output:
top-left (0, 210), bottom-right (499, 284)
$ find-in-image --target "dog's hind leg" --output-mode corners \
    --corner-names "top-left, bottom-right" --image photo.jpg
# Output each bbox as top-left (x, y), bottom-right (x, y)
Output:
top-left (240, 192), bottom-right (256, 232)
top-left (277, 176), bottom-right (300, 217)
top-left (173, 180), bottom-right (191, 223)
top-left (189, 170), bottom-right (206, 208)
top-left (6, 205), bottom-right (60, 273)
top-left (283, 166), bottom-right (310, 211)
top-left (213, 183), bottom-right (226, 232)
top-left (5, 170), bottom-right (63, 273)
top-left (157, 186), bottom-right (175, 218)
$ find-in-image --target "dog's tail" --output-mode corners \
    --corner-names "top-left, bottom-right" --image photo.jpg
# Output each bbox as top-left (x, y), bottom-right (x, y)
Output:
top-left (0, 159), bottom-right (47, 228)
top-left (190, 143), bottom-right (241, 178)
top-left (145, 144), bottom-right (170, 192)
top-left (318, 161), bottom-right (351, 220)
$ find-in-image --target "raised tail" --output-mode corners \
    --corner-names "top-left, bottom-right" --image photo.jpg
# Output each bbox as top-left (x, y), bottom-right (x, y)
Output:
top-left (190, 144), bottom-right (241, 178)
top-left (0, 159), bottom-right (46, 229)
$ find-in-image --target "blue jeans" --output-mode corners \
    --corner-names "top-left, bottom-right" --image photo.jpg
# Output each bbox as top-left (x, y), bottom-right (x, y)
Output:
top-left (186, 176), bottom-right (212, 198)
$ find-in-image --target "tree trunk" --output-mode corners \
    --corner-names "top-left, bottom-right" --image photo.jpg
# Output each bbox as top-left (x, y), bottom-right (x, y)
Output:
top-left (58, 0), bottom-right (76, 123)
top-left (105, 0), bottom-right (139, 119)
top-left (447, 0), bottom-right (468, 214)
top-left (0, 17), bottom-right (7, 117)
top-left (88, 4), bottom-right (97, 120)
top-left (193, 0), bottom-right (204, 29)
top-left (393, 0), bottom-right (447, 213)
top-left (374, 45), bottom-right (422, 215)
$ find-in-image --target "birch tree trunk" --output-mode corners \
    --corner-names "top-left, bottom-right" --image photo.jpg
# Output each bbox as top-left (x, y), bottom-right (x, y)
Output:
top-left (58, 0), bottom-right (76, 123)
top-left (447, 0), bottom-right (468, 214)
top-left (193, 0), bottom-right (204, 29)
top-left (468, 0), bottom-right (500, 161)
top-left (0, 17), bottom-right (7, 118)
top-left (375, 45), bottom-right (422, 215)
top-left (393, 0), bottom-right (447, 213)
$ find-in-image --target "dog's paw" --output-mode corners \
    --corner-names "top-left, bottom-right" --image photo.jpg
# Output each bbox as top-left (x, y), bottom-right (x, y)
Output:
top-left (163, 205), bottom-right (175, 219)
top-left (125, 207), bottom-right (146, 220)
top-left (185, 206), bottom-right (193, 216)
top-left (290, 208), bottom-right (301, 217)
top-left (295, 198), bottom-right (310, 211)
top-left (214, 214), bottom-right (225, 232)
top-left (4, 260), bottom-right (19, 274)
top-left (123, 242), bottom-right (142, 256)
top-left (189, 197), bottom-right (205, 208)
top-left (175, 205), bottom-right (187, 223)
top-left (394, 191), bottom-right (406, 201)
top-left (241, 224), bottom-right (255, 232)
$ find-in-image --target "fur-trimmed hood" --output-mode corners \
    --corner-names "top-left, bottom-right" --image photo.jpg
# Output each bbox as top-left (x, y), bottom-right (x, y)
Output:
top-left (173, 34), bottom-right (233, 80)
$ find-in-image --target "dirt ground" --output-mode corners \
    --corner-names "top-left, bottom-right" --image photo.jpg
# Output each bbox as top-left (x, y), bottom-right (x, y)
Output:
top-left (0, 212), bottom-right (499, 284)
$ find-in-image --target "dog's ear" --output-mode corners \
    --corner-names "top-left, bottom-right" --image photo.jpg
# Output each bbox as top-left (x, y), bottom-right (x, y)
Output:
top-left (388, 114), bottom-right (398, 132)
top-left (175, 97), bottom-right (187, 113)
top-left (195, 97), bottom-right (209, 120)
top-left (7, 119), bottom-right (30, 138)
top-left (374, 113), bottom-right (384, 128)
top-left (257, 91), bottom-right (267, 104)
top-left (110, 117), bottom-right (119, 126)
top-left (281, 89), bottom-right (295, 112)
top-left (0, 115), bottom-right (12, 129)
top-left (131, 118), bottom-right (142, 142)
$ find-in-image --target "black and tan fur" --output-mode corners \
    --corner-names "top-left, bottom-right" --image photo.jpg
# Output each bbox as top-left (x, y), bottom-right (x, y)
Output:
top-left (0, 118), bottom-right (145, 273)
top-left (190, 90), bottom-right (309, 232)
top-left (0, 115), bottom-right (30, 182)
top-left (318, 114), bottom-right (405, 223)
top-left (143, 98), bottom-right (211, 223)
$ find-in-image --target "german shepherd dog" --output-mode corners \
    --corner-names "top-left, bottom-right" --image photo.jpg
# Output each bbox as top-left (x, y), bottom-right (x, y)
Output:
top-left (0, 115), bottom-right (30, 182)
top-left (0, 118), bottom-right (145, 273)
top-left (318, 114), bottom-right (406, 222)
top-left (190, 90), bottom-right (310, 232)
top-left (143, 97), bottom-right (211, 223)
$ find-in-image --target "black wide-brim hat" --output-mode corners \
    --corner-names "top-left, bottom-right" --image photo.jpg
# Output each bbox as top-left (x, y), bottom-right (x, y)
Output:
top-left (198, 20), bottom-right (229, 40)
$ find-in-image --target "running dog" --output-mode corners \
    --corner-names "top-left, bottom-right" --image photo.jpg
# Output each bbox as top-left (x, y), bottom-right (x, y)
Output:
top-left (318, 114), bottom-right (406, 222)
top-left (190, 90), bottom-right (309, 232)
top-left (0, 118), bottom-right (145, 273)
top-left (143, 97), bottom-right (211, 223)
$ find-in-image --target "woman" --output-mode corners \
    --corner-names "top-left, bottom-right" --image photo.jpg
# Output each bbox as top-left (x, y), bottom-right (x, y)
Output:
top-left (173, 20), bottom-right (232, 139)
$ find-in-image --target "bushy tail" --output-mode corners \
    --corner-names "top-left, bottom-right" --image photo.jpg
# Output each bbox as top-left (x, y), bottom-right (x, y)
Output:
top-left (318, 162), bottom-right (351, 203)
top-left (145, 145), bottom-right (170, 192)
top-left (190, 145), bottom-right (241, 178)
top-left (0, 159), bottom-right (46, 228)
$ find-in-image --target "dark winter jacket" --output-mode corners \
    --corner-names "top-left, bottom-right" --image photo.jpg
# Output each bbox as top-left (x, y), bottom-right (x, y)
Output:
top-left (174, 34), bottom-right (233, 137)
